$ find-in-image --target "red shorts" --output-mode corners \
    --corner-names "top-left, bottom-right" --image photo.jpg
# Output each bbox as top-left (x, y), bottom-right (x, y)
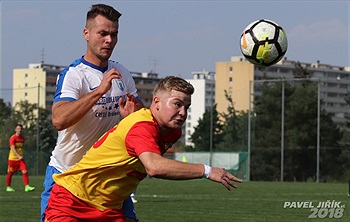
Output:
top-left (7, 159), bottom-right (27, 173)
top-left (45, 184), bottom-right (125, 222)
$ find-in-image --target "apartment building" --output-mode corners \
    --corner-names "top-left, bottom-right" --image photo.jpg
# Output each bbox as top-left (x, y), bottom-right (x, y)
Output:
top-left (131, 72), bottom-right (160, 108)
top-left (185, 71), bottom-right (215, 147)
top-left (12, 64), bottom-right (161, 111)
top-left (12, 63), bottom-right (65, 111)
top-left (216, 56), bottom-right (350, 129)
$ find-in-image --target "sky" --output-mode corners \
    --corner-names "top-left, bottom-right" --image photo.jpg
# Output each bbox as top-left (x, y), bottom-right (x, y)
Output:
top-left (0, 0), bottom-right (349, 103)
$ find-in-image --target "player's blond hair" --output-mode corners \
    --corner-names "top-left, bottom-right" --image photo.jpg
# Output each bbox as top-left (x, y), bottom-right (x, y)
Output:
top-left (153, 76), bottom-right (194, 96)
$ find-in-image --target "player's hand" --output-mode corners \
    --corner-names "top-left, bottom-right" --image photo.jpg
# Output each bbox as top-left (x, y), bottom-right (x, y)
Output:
top-left (119, 93), bottom-right (142, 118)
top-left (96, 68), bottom-right (122, 95)
top-left (208, 167), bottom-right (243, 190)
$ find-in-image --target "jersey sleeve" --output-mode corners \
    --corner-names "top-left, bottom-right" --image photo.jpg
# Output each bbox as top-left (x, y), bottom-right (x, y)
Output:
top-left (53, 67), bottom-right (82, 104)
top-left (9, 135), bottom-right (16, 146)
top-left (125, 122), bottom-right (161, 156)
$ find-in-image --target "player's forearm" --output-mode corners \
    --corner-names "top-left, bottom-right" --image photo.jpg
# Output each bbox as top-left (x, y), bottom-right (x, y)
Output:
top-left (52, 90), bottom-right (104, 130)
top-left (144, 156), bottom-right (205, 179)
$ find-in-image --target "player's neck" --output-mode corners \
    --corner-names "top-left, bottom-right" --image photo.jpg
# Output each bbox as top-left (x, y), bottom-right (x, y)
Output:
top-left (83, 53), bottom-right (108, 68)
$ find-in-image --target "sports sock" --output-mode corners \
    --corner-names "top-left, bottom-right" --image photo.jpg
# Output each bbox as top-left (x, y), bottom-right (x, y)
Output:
top-left (22, 172), bottom-right (29, 186)
top-left (6, 173), bottom-right (13, 187)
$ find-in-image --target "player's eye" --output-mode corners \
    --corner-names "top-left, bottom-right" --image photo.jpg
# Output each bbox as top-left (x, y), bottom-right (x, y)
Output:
top-left (174, 102), bottom-right (181, 108)
top-left (99, 31), bottom-right (108, 37)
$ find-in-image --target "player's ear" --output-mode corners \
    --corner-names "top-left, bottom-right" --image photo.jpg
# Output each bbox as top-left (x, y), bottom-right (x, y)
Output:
top-left (83, 28), bottom-right (89, 41)
top-left (153, 96), bottom-right (160, 110)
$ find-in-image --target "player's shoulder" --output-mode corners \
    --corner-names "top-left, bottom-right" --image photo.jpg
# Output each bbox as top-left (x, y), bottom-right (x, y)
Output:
top-left (9, 134), bottom-right (16, 140)
top-left (109, 60), bottom-right (129, 73)
top-left (59, 57), bottom-right (85, 77)
top-left (123, 109), bottom-right (154, 126)
top-left (64, 57), bottom-right (84, 70)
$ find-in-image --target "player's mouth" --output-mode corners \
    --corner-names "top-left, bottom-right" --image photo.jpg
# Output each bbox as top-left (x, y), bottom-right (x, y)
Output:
top-left (174, 118), bottom-right (185, 125)
top-left (102, 48), bottom-right (112, 53)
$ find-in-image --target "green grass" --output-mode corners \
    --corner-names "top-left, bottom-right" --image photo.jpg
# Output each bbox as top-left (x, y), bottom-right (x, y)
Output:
top-left (0, 175), bottom-right (349, 221)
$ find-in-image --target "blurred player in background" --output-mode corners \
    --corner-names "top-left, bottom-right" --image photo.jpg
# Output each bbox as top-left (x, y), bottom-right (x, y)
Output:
top-left (6, 124), bottom-right (35, 192)
top-left (44, 76), bottom-right (243, 221)
top-left (40, 3), bottom-right (143, 222)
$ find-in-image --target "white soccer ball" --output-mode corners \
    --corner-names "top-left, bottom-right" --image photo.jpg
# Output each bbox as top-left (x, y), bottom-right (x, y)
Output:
top-left (240, 19), bottom-right (288, 67)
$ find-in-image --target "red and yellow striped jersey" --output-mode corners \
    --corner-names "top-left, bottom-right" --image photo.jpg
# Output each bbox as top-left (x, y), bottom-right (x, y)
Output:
top-left (9, 134), bottom-right (24, 160)
top-left (53, 108), bottom-right (181, 211)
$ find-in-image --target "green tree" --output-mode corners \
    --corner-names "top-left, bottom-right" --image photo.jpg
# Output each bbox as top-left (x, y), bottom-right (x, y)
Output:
top-left (251, 79), bottom-right (343, 181)
top-left (13, 101), bottom-right (57, 163)
top-left (340, 90), bottom-right (350, 181)
top-left (0, 99), bottom-right (16, 149)
top-left (190, 104), bottom-right (223, 151)
top-left (250, 81), bottom-right (289, 181)
top-left (284, 80), bottom-right (342, 181)
top-left (217, 90), bottom-right (247, 151)
top-left (0, 100), bottom-right (57, 174)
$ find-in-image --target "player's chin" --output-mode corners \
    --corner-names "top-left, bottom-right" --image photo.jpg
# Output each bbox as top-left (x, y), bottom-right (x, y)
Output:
top-left (99, 51), bottom-right (112, 60)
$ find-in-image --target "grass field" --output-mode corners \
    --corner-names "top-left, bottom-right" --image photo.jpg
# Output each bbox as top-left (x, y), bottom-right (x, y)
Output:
top-left (0, 175), bottom-right (349, 221)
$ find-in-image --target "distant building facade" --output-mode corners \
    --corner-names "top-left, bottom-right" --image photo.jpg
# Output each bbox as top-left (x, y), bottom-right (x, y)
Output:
top-left (13, 56), bottom-right (349, 150)
top-left (12, 63), bottom-right (65, 111)
top-left (185, 71), bottom-right (215, 147)
top-left (216, 56), bottom-right (350, 130)
top-left (12, 63), bottom-right (161, 112)
top-left (131, 72), bottom-right (160, 108)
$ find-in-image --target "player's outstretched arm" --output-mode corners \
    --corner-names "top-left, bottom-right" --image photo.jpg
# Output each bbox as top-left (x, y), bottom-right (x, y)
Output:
top-left (139, 152), bottom-right (243, 190)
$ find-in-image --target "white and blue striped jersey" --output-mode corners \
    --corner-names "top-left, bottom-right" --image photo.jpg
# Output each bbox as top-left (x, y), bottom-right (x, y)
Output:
top-left (49, 57), bottom-right (140, 172)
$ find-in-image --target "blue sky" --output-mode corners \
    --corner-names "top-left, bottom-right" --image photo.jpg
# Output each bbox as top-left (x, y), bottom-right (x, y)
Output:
top-left (0, 0), bottom-right (349, 103)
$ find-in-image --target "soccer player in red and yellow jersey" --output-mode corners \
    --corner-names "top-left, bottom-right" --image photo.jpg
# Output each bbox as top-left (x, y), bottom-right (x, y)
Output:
top-left (44, 76), bottom-right (243, 222)
top-left (6, 124), bottom-right (35, 192)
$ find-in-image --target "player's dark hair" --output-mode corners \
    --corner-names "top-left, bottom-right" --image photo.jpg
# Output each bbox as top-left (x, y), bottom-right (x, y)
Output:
top-left (86, 4), bottom-right (122, 24)
top-left (154, 76), bottom-right (194, 96)
top-left (16, 124), bottom-right (23, 128)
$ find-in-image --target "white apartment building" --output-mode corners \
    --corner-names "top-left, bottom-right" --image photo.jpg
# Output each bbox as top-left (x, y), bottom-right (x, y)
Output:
top-left (185, 70), bottom-right (215, 147)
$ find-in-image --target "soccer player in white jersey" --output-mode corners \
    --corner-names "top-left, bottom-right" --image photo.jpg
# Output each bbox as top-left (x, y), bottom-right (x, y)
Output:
top-left (40, 4), bottom-right (143, 222)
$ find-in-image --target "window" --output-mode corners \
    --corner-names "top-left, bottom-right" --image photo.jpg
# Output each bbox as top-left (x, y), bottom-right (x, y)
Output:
top-left (327, 92), bottom-right (337, 97)
top-left (229, 77), bottom-right (233, 83)
top-left (229, 67), bottom-right (233, 72)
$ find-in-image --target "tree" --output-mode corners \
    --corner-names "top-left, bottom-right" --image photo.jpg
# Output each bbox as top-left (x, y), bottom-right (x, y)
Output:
top-left (217, 90), bottom-right (247, 151)
top-left (250, 79), bottom-right (343, 181)
top-left (0, 99), bottom-right (16, 149)
top-left (190, 104), bottom-right (223, 151)
top-left (10, 101), bottom-right (55, 149)
top-left (250, 81), bottom-right (289, 181)
top-left (340, 90), bottom-right (350, 181)
top-left (0, 100), bottom-right (57, 174)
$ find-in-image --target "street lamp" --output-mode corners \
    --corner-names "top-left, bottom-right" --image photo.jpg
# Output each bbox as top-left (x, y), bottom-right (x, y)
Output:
top-left (209, 72), bottom-right (215, 166)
